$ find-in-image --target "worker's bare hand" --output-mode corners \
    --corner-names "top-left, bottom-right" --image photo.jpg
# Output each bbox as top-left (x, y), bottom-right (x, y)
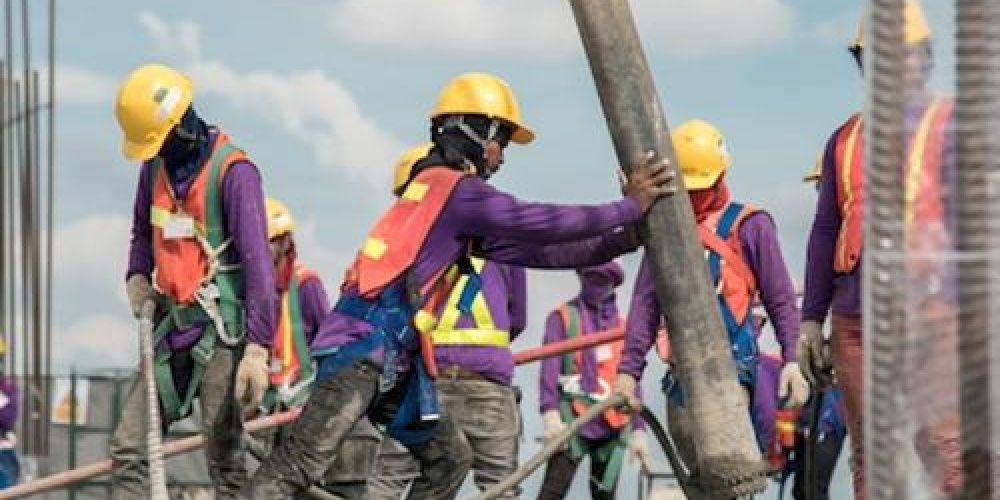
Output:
top-left (614, 373), bottom-right (642, 413)
top-left (622, 151), bottom-right (675, 213)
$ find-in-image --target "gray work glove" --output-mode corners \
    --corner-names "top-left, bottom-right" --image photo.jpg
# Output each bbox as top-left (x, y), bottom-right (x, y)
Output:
top-left (235, 343), bottom-right (271, 416)
top-left (797, 320), bottom-right (831, 387)
top-left (126, 274), bottom-right (157, 319)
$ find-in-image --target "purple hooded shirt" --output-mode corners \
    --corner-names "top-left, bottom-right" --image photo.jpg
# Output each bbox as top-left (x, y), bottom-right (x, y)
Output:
top-left (619, 210), bottom-right (801, 379)
top-left (311, 172), bottom-right (643, 371)
top-left (126, 128), bottom-right (277, 349)
top-left (540, 262), bottom-right (643, 440)
top-left (0, 378), bottom-right (17, 432)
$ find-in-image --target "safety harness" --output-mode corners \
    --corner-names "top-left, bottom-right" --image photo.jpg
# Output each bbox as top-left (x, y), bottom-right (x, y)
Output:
top-left (148, 140), bottom-right (246, 423)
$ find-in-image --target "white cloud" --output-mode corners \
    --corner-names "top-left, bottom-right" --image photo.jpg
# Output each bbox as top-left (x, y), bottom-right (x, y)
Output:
top-left (328, 0), bottom-right (794, 59)
top-left (137, 11), bottom-right (402, 187)
top-left (53, 313), bottom-right (138, 370)
top-left (34, 64), bottom-right (115, 106)
top-left (53, 213), bottom-right (132, 308)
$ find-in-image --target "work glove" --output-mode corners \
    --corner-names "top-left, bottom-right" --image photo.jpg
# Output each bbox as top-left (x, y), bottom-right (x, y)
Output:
top-left (614, 373), bottom-right (642, 412)
top-left (778, 362), bottom-right (810, 407)
top-left (235, 343), bottom-right (270, 416)
top-left (543, 410), bottom-right (567, 449)
top-left (628, 429), bottom-right (652, 472)
top-left (797, 320), bottom-right (831, 388)
top-left (125, 274), bottom-right (157, 319)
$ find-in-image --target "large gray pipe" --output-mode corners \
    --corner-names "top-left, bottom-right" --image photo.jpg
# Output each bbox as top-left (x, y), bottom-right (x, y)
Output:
top-left (568, 1), bottom-right (766, 497)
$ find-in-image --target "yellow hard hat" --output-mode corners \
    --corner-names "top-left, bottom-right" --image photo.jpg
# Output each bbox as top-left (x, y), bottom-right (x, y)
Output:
top-left (114, 63), bottom-right (194, 161)
top-left (266, 198), bottom-right (296, 240)
top-left (393, 142), bottom-right (434, 196)
top-left (851, 0), bottom-right (931, 51)
top-left (430, 72), bottom-right (535, 145)
top-left (803, 154), bottom-right (822, 183)
top-left (671, 119), bottom-right (731, 191)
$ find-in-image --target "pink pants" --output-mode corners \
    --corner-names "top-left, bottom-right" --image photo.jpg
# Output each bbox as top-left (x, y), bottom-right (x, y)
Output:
top-left (830, 312), bottom-right (962, 500)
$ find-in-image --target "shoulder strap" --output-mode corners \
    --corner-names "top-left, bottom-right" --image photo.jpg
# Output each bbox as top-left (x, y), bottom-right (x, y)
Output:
top-left (697, 203), bottom-right (756, 289)
top-left (558, 304), bottom-right (580, 375)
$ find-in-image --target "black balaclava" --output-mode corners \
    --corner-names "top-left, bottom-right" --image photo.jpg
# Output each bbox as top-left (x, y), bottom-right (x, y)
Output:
top-left (408, 114), bottom-right (512, 185)
top-left (157, 106), bottom-right (211, 183)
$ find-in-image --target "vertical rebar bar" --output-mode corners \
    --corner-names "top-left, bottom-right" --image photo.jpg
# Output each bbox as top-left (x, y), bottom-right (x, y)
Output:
top-left (955, 0), bottom-right (999, 497)
top-left (865, 0), bottom-right (908, 498)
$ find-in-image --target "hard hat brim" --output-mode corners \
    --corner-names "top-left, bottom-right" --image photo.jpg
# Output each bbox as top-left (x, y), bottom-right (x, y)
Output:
top-left (122, 135), bottom-right (166, 162)
top-left (683, 171), bottom-right (723, 191)
top-left (511, 125), bottom-right (535, 144)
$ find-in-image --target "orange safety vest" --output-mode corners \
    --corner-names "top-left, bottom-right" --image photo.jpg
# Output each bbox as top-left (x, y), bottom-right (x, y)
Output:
top-left (558, 304), bottom-right (630, 429)
top-left (271, 264), bottom-right (319, 390)
top-left (833, 99), bottom-right (953, 273)
top-left (149, 131), bottom-right (247, 304)
top-left (697, 202), bottom-right (759, 327)
top-left (343, 167), bottom-right (467, 299)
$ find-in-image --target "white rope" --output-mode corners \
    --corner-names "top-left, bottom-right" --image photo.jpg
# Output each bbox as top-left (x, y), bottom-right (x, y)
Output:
top-left (140, 300), bottom-right (169, 499)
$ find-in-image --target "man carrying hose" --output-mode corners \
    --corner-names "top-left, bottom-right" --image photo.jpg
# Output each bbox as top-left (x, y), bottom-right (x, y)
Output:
top-left (798, 2), bottom-right (961, 496)
top-left (247, 71), bottom-right (673, 499)
top-left (537, 261), bottom-right (649, 500)
top-left (110, 63), bottom-right (276, 499)
top-left (615, 119), bottom-right (806, 496)
top-left (365, 142), bottom-right (529, 499)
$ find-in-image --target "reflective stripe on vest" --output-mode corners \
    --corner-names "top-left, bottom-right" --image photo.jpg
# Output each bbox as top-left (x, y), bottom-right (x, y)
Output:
top-left (558, 303), bottom-right (629, 429)
top-left (833, 99), bottom-right (953, 273)
top-left (347, 167), bottom-right (467, 298)
top-left (270, 265), bottom-right (317, 399)
top-left (430, 257), bottom-right (510, 347)
top-left (149, 131), bottom-right (246, 304)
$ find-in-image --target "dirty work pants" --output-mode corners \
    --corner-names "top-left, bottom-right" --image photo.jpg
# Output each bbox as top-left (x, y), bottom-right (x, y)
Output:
top-left (318, 417), bottom-right (382, 499)
top-left (244, 360), bottom-right (472, 499)
top-left (109, 345), bottom-right (245, 499)
top-left (830, 312), bottom-right (961, 500)
top-left (366, 378), bottom-right (521, 499)
top-left (537, 436), bottom-right (619, 500)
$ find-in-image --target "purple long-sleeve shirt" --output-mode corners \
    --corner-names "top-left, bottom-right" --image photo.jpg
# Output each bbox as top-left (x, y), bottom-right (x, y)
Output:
top-left (297, 274), bottom-right (330, 345)
top-left (0, 378), bottom-right (18, 432)
top-left (540, 296), bottom-right (625, 440)
top-left (310, 173), bottom-right (642, 365)
top-left (126, 129), bottom-right (277, 348)
top-left (802, 100), bottom-right (956, 322)
top-left (619, 210), bottom-right (800, 379)
top-left (753, 352), bottom-right (783, 448)
top-left (434, 263), bottom-right (526, 385)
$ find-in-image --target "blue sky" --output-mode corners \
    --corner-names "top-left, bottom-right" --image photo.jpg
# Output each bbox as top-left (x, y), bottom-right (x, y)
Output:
top-left (18, 0), bottom-right (961, 496)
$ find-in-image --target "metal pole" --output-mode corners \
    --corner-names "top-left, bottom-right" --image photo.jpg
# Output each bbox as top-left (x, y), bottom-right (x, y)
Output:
top-left (0, 409), bottom-right (303, 499)
top-left (0, 62), bottom-right (6, 378)
top-left (44, 0), bottom-right (54, 409)
top-left (955, 0), bottom-right (998, 497)
top-left (567, 1), bottom-right (765, 497)
top-left (864, 0), bottom-right (907, 498)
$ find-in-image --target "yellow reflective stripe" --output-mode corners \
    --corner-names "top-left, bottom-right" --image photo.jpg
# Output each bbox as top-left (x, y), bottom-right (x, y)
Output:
top-left (837, 117), bottom-right (861, 268)
top-left (414, 309), bottom-right (439, 334)
top-left (278, 290), bottom-right (294, 373)
top-left (431, 328), bottom-right (510, 347)
top-left (436, 258), bottom-right (495, 332)
top-left (149, 206), bottom-right (206, 237)
top-left (362, 237), bottom-right (388, 259)
top-left (402, 181), bottom-right (429, 201)
top-left (903, 99), bottom-right (943, 229)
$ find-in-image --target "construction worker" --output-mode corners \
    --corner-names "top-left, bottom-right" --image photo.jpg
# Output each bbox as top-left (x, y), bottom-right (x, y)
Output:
top-left (365, 143), bottom-right (529, 499)
top-left (257, 197), bottom-right (380, 498)
top-left (111, 63), bottom-right (276, 498)
top-left (537, 261), bottom-right (649, 500)
top-left (246, 71), bottom-right (673, 498)
top-left (798, 2), bottom-right (961, 497)
top-left (0, 339), bottom-right (18, 489)
top-left (615, 119), bottom-right (807, 494)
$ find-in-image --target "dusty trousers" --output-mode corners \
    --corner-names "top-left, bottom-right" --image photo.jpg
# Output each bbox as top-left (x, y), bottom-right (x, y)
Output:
top-left (366, 378), bottom-right (521, 499)
top-left (243, 360), bottom-right (472, 499)
top-left (109, 345), bottom-right (246, 499)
